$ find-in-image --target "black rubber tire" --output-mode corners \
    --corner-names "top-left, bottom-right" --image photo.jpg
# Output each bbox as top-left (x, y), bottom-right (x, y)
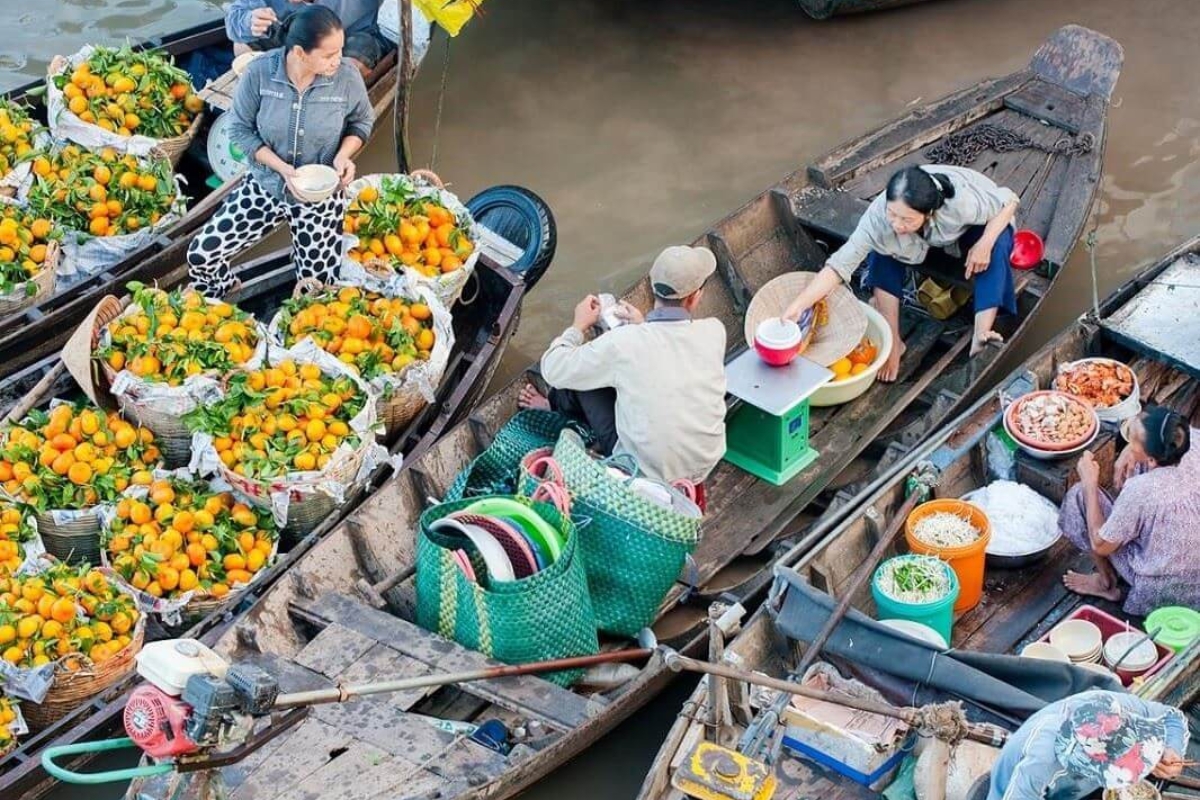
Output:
top-left (465, 185), bottom-right (557, 291)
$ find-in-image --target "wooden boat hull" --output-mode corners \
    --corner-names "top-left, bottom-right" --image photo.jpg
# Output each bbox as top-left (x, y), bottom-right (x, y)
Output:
top-left (0, 19), bottom-right (405, 381)
top-left (796, 0), bottom-right (939, 21)
top-left (6, 25), bottom-right (1122, 800)
top-left (638, 234), bottom-right (1200, 800)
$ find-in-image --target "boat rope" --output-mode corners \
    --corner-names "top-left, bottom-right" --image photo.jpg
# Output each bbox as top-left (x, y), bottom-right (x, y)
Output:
top-left (429, 34), bottom-right (453, 172)
top-left (925, 124), bottom-right (1095, 168)
top-left (1086, 227), bottom-right (1101, 320)
top-left (913, 700), bottom-right (970, 745)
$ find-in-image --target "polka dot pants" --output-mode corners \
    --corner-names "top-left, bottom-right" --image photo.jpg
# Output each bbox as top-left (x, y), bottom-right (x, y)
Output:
top-left (186, 176), bottom-right (347, 298)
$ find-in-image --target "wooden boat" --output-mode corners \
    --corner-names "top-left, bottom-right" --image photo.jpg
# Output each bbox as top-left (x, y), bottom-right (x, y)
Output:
top-left (638, 234), bottom-right (1200, 800)
top-left (0, 25), bottom-right (1122, 800)
top-left (0, 17), bottom-right (409, 380)
top-left (796, 0), bottom-right (940, 20)
top-left (0, 240), bottom-right (535, 796)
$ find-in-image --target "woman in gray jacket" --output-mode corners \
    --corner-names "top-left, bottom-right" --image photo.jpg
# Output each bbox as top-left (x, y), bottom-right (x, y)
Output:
top-left (187, 5), bottom-right (374, 298)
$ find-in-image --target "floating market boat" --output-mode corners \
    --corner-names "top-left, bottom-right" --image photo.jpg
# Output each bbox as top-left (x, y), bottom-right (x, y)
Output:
top-left (0, 17), bottom-right (416, 380)
top-left (795, 0), bottom-right (941, 20)
top-left (638, 234), bottom-right (1200, 800)
top-left (0, 24), bottom-right (1123, 800)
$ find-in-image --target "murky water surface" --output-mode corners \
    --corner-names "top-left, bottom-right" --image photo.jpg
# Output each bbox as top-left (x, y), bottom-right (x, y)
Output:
top-left (7, 0), bottom-right (1200, 797)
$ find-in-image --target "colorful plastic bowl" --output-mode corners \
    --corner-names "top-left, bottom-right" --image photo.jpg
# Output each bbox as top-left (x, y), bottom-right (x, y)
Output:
top-left (1011, 229), bottom-right (1044, 270)
top-left (754, 317), bottom-right (804, 367)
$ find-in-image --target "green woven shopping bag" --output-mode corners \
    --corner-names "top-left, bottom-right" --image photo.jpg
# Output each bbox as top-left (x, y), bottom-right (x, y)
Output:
top-left (444, 410), bottom-right (584, 502)
top-left (414, 495), bottom-right (599, 686)
top-left (551, 429), bottom-right (701, 636)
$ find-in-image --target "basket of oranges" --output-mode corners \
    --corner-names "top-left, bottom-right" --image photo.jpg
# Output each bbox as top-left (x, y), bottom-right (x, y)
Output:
top-left (96, 284), bottom-right (265, 467)
top-left (0, 204), bottom-right (61, 321)
top-left (0, 560), bottom-right (143, 731)
top-left (47, 45), bottom-right (205, 166)
top-left (0, 693), bottom-right (25, 758)
top-left (271, 282), bottom-right (453, 438)
top-left (0, 99), bottom-right (46, 199)
top-left (25, 144), bottom-right (184, 284)
top-left (342, 173), bottom-right (480, 307)
top-left (184, 348), bottom-right (384, 535)
top-left (0, 403), bottom-right (162, 565)
top-left (0, 501), bottom-right (42, 579)
top-left (101, 475), bottom-right (279, 636)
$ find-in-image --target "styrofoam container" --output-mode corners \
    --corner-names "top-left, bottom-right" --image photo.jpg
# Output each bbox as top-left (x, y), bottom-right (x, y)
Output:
top-left (810, 303), bottom-right (893, 407)
top-left (135, 639), bottom-right (229, 696)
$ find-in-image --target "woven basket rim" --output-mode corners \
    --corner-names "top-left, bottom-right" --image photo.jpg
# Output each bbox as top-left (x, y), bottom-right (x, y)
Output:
top-left (744, 272), bottom-right (868, 367)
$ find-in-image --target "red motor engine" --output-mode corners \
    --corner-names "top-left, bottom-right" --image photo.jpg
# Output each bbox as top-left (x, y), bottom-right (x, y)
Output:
top-left (123, 684), bottom-right (201, 759)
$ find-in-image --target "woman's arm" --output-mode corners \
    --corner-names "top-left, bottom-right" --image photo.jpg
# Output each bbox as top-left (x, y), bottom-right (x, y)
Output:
top-left (965, 198), bottom-right (1019, 277)
top-left (784, 266), bottom-right (844, 321)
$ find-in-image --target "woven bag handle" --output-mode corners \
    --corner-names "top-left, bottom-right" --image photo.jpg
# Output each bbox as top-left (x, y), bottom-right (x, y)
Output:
top-left (526, 454), bottom-right (565, 487)
top-left (601, 452), bottom-right (641, 481)
top-left (529, 482), bottom-right (571, 517)
top-left (671, 480), bottom-right (698, 504)
top-left (410, 169), bottom-right (444, 189)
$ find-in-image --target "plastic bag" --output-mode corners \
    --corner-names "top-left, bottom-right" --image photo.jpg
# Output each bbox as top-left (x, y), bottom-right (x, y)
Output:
top-left (413, 0), bottom-right (486, 37)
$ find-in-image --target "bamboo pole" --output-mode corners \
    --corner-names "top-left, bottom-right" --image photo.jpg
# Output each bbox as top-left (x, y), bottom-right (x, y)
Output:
top-left (393, 0), bottom-right (414, 173)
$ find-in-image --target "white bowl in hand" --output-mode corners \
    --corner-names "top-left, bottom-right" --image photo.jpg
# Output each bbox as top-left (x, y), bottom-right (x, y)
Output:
top-left (290, 164), bottom-right (340, 203)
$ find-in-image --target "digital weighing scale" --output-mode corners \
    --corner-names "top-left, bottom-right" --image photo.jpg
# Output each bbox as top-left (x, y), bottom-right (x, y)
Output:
top-left (723, 349), bottom-right (834, 485)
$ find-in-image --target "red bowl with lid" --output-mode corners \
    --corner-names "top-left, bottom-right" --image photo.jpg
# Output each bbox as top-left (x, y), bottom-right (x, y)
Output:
top-left (754, 318), bottom-right (803, 367)
top-left (1011, 229), bottom-right (1045, 270)
top-left (1005, 390), bottom-right (1099, 452)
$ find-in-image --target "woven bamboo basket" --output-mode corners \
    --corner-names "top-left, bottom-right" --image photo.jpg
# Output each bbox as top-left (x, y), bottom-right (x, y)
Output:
top-left (272, 279), bottom-right (434, 439)
top-left (142, 594), bottom-right (227, 642)
top-left (0, 242), bottom-right (58, 321)
top-left (36, 509), bottom-right (102, 565)
top-left (47, 56), bottom-right (202, 168)
top-left (21, 597), bottom-right (145, 731)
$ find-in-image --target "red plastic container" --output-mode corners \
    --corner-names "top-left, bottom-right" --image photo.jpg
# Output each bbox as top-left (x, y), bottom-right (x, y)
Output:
top-left (1038, 605), bottom-right (1173, 686)
top-left (1011, 229), bottom-right (1044, 269)
top-left (754, 318), bottom-right (803, 367)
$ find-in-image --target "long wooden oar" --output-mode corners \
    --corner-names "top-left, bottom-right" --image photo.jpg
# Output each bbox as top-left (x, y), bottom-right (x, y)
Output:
top-left (3, 361), bottom-right (66, 424)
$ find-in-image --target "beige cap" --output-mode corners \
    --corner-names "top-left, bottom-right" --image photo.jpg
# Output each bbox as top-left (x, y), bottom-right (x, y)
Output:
top-left (649, 245), bottom-right (717, 299)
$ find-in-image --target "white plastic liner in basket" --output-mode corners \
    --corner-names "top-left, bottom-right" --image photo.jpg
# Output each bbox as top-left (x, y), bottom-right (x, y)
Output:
top-left (188, 340), bottom-right (399, 526)
top-left (52, 172), bottom-right (187, 288)
top-left (46, 47), bottom-right (174, 157)
top-left (340, 173), bottom-right (481, 307)
top-left (271, 271), bottom-right (455, 407)
top-left (100, 302), bottom-right (269, 420)
top-left (0, 128), bottom-right (51, 198)
top-left (97, 467), bottom-right (278, 626)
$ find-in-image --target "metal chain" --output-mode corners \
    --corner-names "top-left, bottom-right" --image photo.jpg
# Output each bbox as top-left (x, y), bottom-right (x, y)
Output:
top-left (925, 123), bottom-right (1096, 167)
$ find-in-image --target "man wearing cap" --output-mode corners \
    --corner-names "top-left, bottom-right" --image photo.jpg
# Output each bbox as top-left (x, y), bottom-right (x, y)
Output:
top-left (519, 245), bottom-right (727, 489)
top-left (986, 690), bottom-right (1187, 800)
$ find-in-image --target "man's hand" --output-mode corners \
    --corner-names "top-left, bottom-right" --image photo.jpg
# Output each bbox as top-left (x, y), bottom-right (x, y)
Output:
top-left (965, 240), bottom-right (993, 279)
top-left (613, 301), bottom-right (644, 325)
top-left (1076, 450), bottom-right (1101, 488)
top-left (332, 153), bottom-right (355, 188)
top-left (249, 7), bottom-right (278, 37)
top-left (1152, 749), bottom-right (1185, 779)
top-left (572, 295), bottom-right (602, 332)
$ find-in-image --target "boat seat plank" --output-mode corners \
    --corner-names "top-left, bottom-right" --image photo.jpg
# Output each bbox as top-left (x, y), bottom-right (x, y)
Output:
top-left (424, 738), bottom-right (512, 785)
top-left (328, 642), bottom-right (436, 710)
top-left (294, 622), bottom-right (378, 679)
top-left (311, 700), bottom-right (456, 766)
top-left (1004, 78), bottom-right (1086, 134)
top-left (808, 72), bottom-right (1030, 188)
top-left (268, 741), bottom-right (430, 800)
top-left (290, 592), bottom-right (596, 731)
top-left (1042, 93), bottom-right (1108, 268)
top-left (227, 716), bottom-right (356, 800)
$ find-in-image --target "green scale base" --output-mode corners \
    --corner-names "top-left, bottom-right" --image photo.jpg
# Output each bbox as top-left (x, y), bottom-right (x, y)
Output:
top-left (723, 398), bottom-right (819, 486)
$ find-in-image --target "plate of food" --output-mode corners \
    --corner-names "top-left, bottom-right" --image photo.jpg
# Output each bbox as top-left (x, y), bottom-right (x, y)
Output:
top-left (1053, 358), bottom-right (1140, 421)
top-left (1004, 390), bottom-right (1099, 457)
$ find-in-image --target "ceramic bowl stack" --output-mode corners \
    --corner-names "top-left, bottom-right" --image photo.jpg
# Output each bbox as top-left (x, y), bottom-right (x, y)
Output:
top-left (1019, 642), bottom-right (1070, 662)
top-left (1103, 631), bottom-right (1159, 678)
top-left (1048, 619), bottom-right (1104, 664)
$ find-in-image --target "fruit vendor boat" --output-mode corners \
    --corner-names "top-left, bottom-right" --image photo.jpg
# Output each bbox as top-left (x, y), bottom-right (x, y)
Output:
top-left (1, 25), bottom-right (1122, 800)
top-left (0, 16), bottom-right (428, 381)
top-left (638, 234), bottom-right (1200, 800)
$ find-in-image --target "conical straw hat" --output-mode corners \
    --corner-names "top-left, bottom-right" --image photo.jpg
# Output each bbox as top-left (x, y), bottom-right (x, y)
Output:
top-left (744, 272), bottom-right (868, 367)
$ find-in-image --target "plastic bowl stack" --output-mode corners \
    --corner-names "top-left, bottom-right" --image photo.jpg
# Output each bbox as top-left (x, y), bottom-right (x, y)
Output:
top-left (1048, 619), bottom-right (1104, 664)
top-left (1103, 631), bottom-right (1159, 680)
top-left (1019, 642), bottom-right (1070, 662)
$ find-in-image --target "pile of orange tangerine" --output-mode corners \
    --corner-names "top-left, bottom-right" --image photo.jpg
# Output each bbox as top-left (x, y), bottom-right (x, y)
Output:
top-left (829, 337), bottom-right (879, 382)
top-left (344, 178), bottom-right (475, 278)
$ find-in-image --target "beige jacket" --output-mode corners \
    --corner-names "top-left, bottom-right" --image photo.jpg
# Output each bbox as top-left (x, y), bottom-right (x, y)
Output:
top-left (540, 312), bottom-right (727, 484)
top-left (827, 165), bottom-right (1020, 281)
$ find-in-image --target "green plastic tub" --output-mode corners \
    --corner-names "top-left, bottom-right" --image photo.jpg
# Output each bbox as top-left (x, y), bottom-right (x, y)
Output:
top-left (872, 555), bottom-right (960, 644)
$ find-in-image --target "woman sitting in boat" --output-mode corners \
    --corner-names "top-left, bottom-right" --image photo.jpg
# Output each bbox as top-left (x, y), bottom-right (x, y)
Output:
top-left (987, 690), bottom-right (1186, 800)
top-left (1059, 406), bottom-right (1200, 613)
top-left (784, 165), bottom-right (1019, 382)
top-left (226, 0), bottom-right (391, 76)
top-left (188, 6), bottom-right (373, 299)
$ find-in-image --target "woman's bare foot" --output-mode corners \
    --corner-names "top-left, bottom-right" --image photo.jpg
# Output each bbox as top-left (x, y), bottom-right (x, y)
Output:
top-left (970, 329), bottom-right (1004, 356)
top-left (878, 340), bottom-right (907, 383)
top-left (1063, 570), bottom-right (1123, 602)
top-left (518, 384), bottom-right (551, 411)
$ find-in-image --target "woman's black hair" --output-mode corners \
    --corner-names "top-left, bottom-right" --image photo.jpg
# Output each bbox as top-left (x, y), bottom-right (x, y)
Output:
top-left (885, 167), bottom-right (957, 215)
top-left (279, 5), bottom-right (343, 53)
top-left (1141, 405), bottom-right (1190, 466)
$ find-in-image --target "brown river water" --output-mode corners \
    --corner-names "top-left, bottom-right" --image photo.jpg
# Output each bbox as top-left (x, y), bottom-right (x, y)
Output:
top-left (6, 0), bottom-right (1200, 797)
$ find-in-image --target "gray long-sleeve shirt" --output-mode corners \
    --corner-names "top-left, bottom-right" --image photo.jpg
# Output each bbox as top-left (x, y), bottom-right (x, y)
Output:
top-left (226, 0), bottom-right (381, 43)
top-left (229, 49), bottom-right (374, 199)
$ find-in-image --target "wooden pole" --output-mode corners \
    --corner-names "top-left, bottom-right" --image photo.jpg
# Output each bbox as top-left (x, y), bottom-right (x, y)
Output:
top-left (3, 362), bottom-right (66, 424)
top-left (393, 0), bottom-right (414, 173)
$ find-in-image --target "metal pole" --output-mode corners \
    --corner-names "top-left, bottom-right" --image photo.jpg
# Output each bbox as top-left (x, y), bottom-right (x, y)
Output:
top-left (273, 649), bottom-right (653, 708)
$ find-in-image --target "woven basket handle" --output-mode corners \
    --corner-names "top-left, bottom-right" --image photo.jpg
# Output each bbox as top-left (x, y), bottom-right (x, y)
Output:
top-left (410, 169), bottom-right (444, 189)
top-left (601, 453), bottom-right (641, 481)
top-left (529, 482), bottom-right (571, 517)
top-left (526, 454), bottom-right (565, 487)
top-left (292, 278), bottom-right (325, 300)
top-left (671, 480), bottom-right (698, 504)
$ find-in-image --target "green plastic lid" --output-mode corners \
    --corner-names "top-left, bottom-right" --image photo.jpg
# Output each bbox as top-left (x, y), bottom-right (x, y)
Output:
top-left (1145, 606), bottom-right (1200, 652)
